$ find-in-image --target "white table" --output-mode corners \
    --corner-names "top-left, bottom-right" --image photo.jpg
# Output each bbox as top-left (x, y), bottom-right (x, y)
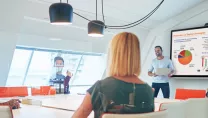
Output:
top-left (1, 95), bottom-right (181, 118)
top-left (13, 104), bottom-right (75, 118)
top-left (41, 95), bottom-right (181, 111)
top-left (42, 94), bottom-right (85, 111)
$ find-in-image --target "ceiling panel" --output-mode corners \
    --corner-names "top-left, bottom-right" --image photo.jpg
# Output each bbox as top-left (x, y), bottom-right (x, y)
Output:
top-left (27, 0), bottom-right (205, 29)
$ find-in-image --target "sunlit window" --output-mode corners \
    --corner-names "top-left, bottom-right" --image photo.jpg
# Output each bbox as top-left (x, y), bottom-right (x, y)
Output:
top-left (6, 47), bottom-right (106, 94)
top-left (6, 49), bottom-right (32, 86)
top-left (24, 51), bottom-right (56, 86)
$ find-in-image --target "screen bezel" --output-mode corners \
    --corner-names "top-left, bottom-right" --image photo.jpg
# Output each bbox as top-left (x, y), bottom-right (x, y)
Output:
top-left (170, 26), bottom-right (208, 77)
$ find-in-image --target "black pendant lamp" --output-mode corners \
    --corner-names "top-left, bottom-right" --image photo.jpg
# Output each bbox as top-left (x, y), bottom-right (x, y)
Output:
top-left (87, 0), bottom-right (105, 37)
top-left (88, 20), bottom-right (104, 37)
top-left (49, 0), bottom-right (73, 25)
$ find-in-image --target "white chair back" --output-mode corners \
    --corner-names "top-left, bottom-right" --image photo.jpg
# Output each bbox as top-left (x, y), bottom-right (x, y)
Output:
top-left (185, 98), bottom-right (208, 118)
top-left (0, 105), bottom-right (13, 118)
top-left (159, 101), bottom-right (186, 118)
top-left (102, 110), bottom-right (168, 118)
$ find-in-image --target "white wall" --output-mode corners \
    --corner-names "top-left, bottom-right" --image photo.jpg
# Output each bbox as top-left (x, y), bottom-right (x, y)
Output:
top-left (17, 18), bottom-right (149, 54)
top-left (16, 33), bottom-right (93, 52)
top-left (0, 32), bottom-right (18, 86)
top-left (0, 0), bottom-right (27, 86)
top-left (140, 0), bottom-right (208, 98)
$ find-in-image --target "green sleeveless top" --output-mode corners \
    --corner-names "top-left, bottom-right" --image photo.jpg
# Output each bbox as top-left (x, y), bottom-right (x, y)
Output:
top-left (87, 77), bottom-right (154, 118)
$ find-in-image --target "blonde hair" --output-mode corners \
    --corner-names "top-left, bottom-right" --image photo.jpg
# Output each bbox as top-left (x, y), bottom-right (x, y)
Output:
top-left (107, 32), bottom-right (141, 77)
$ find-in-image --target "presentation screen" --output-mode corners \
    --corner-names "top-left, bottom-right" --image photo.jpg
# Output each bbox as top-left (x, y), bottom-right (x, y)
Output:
top-left (171, 27), bottom-right (208, 77)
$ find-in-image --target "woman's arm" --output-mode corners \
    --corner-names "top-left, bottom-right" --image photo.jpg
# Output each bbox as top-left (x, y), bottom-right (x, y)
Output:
top-left (0, 99), bottom-right (21, 109)
top-left (72, 93), bottom-right (93, 118)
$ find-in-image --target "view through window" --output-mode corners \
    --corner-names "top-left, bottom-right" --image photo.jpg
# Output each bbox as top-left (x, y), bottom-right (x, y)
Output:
top-left (6, 46), bottom-right (106, 94)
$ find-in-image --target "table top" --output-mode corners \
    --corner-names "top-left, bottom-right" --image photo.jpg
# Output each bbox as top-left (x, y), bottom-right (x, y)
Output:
top-left (0, 95), bottom-right (181, 118)
top-left (0, 95), bottom-right (93, 118)
top-left (41, 95), bottom-right (181, 110)
top-left (42, 94), bottom-right (85, 111)
top-left (12, 104), bottom-right (76, 118)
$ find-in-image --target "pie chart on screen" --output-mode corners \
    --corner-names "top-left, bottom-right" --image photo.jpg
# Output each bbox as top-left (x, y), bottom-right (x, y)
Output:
top-left (178, 50), bottom-right (192, 65)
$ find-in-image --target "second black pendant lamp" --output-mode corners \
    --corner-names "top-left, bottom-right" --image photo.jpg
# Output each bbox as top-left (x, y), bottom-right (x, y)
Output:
top-left (88, 20), bottom-right (104, 37)
top-left (88, 0), bottom-right (105, 37)
top-left (49, 0), bottom-right (73, 25)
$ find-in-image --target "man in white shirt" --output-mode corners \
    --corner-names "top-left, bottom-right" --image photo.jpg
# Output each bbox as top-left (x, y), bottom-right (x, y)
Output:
top-left (148, 46), bottom-right (175, 98)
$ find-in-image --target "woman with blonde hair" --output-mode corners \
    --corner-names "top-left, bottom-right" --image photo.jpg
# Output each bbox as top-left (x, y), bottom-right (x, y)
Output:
top-left (72, 32), bottom-right (154, 118)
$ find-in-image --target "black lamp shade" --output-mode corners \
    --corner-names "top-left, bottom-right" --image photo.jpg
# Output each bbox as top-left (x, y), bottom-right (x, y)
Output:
top-left (49, 3), bottom-right (73, 25)
top-left (88, 20), bottom-right (105, 37)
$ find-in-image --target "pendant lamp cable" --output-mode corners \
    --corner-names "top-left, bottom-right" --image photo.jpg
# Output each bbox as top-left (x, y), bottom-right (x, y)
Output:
top-left (101, 0), bottom-right (105, 24)
top-left (67, 0), bottom-right (68, 3)
top-left (55, 0), bottom-right (164, 29)
top-left (107, 0), bottom-right (162, 29)
top-left (106, 0), bottom-right (164, 29)
top-left (96, 0), bottom-right (97, 20)
top-left (60, 0), bottom-right (62, 3)
top-left (73, 12), bottom-right (91, 21)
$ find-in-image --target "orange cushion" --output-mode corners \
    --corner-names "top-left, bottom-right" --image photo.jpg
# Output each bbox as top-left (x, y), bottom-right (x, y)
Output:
top-left (49, 88), bottom-right (56, 95)
top-left (8, 87), bottom-right (28, 97)
top-left (40, 86), bottom-right (51, 95)
top-left (0, 87), bottom-right (9, 97)
top-left (31, 88), bottom-right (40, 96)
top-left (175, 88), bottom-right (206, 100)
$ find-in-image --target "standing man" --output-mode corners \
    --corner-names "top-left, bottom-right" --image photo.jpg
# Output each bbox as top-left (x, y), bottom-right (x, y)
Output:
top-left (148, 46), bottom-right (175, 98)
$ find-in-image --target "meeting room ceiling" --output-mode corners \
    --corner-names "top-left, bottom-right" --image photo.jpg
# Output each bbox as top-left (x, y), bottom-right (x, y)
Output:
top-left (26, 0), bottom-right (205, 29)
top-left (2, 0), bottom-right (205, 43)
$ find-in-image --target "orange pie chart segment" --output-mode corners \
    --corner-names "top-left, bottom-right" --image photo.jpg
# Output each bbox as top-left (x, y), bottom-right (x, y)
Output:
top-left (178, 50), bottom-right (192, 65)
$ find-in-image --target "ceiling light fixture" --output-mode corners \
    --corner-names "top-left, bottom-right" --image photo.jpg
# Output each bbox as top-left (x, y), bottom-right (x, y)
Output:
top-left (87, 0), bottom-right (104, 37)
top-left (49, 0), bottom-right (164, 36)
top-left (49, 38), bottom-right (62, 41)
top-left (49, 0), bottom-right (73, 25)
top-left (88, 20), bottom-right (105, 37)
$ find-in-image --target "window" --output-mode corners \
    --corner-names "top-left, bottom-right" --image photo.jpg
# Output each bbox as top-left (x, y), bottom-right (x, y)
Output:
top-left (6, 46), bottom-right (106, 94)
top-left (6, 49), bottom-right (32, 86)
top-left (70, 55), bottom-right (106, 94)
top-left (24, 51), bottom-right (56, 86)
top-left (61, 54), bottom-right (82, 75)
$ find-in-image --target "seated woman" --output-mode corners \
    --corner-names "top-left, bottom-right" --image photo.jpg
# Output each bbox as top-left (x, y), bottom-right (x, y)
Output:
top-left (72, 32), bottom-right (154, 118)
top-left (0, 99), bottom-right (21, 109)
